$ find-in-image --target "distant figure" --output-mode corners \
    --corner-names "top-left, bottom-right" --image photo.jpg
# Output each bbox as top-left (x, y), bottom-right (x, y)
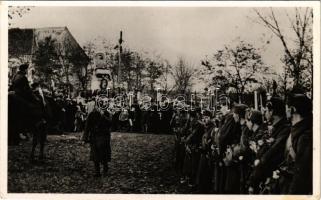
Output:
top-left (74, 105), bottom-right (85, 132)
top-left (118, 108), bottom-right (129, 132)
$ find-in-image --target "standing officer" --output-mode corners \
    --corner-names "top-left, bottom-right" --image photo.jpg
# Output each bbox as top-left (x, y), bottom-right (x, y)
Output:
top-left (279, 94), bottom-right (312, 194)
top-left (83, 102), bottom-right (112, 177)
top-left (248, 97), bottom-right (290, 194)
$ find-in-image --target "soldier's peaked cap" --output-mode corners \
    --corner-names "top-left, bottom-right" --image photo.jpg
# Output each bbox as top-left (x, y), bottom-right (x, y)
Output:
top-left (233, 103), bottom-right (248, 118)
top-left (287, 93), bottom-right (312, 117)
top-left (203, 110), bottom-right (212, 117)
top-left (267, 96), bottom-right (286, 115)
top-left (249, 110), bottom-right (263, 125)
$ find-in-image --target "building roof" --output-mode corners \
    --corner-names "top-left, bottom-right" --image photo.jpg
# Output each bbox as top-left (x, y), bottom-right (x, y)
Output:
top-left (9, 26), bottom-right (89, 65)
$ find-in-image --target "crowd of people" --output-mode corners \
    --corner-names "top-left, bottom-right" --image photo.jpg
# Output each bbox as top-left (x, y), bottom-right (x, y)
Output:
top-left (171, 95), bottom-right (312, 194)
top-left (43, 96), bottom-right (175, 135)
top-left (9, 64), bottom-right (313, 194)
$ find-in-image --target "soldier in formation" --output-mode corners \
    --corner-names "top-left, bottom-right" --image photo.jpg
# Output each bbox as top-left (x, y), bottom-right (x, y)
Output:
top-left (172, 93), bottom-right (312, 194)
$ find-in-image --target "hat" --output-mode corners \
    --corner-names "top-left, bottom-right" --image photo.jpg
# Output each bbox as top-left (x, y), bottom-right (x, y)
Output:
top-left (19, 63), bottom-right (29, 71)
top-left (266, 96), bottom-right (286, 117)
top-left (287, 93), bottom-right (312, 117)
top-left (233, 103), bottom-right (248, 119)
top-left (249, 110), bottom-right (263, 125)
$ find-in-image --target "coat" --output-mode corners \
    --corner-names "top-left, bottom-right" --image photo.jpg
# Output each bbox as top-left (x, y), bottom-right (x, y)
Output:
top-left (281, 116), bottom-right (312, 194)
top-left (10, 71), bottom-right (32, 98)
top-left (196, 122), bottom-right (214, 193)
top-left (222, 120), bottom-right (242, 194)
top-left (83, 110), bottom-right (111, 163)
top-left (183, 119), bottom-right (205, 182)
top-left (249, 118), bottom-right (290, 192)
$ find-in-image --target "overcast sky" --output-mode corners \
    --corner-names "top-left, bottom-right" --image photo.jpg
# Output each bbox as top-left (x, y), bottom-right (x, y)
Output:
top-left (11, 7), bottom-right (300, 65)
top-left (10, 6), bottom-right (303, 89)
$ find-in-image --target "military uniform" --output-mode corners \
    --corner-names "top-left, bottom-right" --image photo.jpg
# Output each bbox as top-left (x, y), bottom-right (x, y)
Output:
top-left (196, 120), bottom-right (214, 193)
top-left (247, 124), bottom-right (268, 193)
top-left (249, 118), bottom-right (290, 194)
top-left (279, 116), bottom-right (312, 194)
top-left (218, 113), bottom-right (242, 194)
top-left (183, 114), bottom-right (205, 186)
top-left (83, 109), bottom-right (112, 176)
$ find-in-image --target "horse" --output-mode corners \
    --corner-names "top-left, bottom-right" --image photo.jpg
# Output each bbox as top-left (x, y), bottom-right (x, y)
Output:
top-left (8, 90), bottom-right (53, 163)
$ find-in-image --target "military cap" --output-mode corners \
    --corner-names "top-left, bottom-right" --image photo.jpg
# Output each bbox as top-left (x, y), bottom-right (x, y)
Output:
top-left (249, 110), bottom-right (263, 125)
top-left (233, 103), bottom-right (248, 119)
top-left (266, 96), bottom-right (286, 117)
top-left (203, 110), bottom-right (212, 117)
top-left (287, 93), bottom-right (312, 117)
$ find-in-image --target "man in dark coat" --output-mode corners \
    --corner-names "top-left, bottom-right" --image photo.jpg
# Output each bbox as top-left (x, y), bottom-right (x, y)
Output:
top-left (183, 109), bottom-right (205, 188)
top-left (246, 110), bottom-right (267, 194)
top-left (8, 64), bottom-right (40, 145)
top-left (196, 110), bottom-right (215, 193)
top-left (248, 97), bottom-right (290, 194)
top-left (279, 94), bottom-right (312, 194)
top-left (10, 64), bottom-right (33, 100)
top-left (223, 104), bottom-right (246, 194)
top-left (83, 105), bottom-right (112, 177)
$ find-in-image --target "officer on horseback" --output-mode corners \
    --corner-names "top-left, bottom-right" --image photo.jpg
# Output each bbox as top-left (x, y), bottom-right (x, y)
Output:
top-left (10, 63), bottom-right (34, 101)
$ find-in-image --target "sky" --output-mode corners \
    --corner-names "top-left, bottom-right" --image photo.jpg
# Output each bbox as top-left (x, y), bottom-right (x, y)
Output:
top-left (9, 6), bottom-right (301, 89)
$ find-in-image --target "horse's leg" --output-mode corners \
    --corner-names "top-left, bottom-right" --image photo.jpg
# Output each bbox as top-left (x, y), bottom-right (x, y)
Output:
top-left (30, 133), bottom-right (37, 163)
top-left (39, 141), bottom-right (45, 161)
top-left (39, 123), bottom-right (48, 161)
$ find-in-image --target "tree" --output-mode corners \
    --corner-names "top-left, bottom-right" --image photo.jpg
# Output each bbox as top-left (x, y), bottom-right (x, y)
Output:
top-left (8, 6), bottom-right (33, 27)
top-left (254, 8), bottom-right (313, 93)
top-left (145, 59), bottom-right (164, 93)
top-left (131, 52), bottom-right (146, 91)
top-left (32, 36), bottom-right (59, 85)
top-left (159, 60), bottom-right (173, 93)
top-left (171, 57), bottom-right (194, 94)
top-left (201, 41), bottom-right (269, 101)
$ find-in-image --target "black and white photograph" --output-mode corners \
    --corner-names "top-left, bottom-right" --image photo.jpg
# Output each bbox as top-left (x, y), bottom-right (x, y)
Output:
top-left (1, 1), bottom-right (320, 197)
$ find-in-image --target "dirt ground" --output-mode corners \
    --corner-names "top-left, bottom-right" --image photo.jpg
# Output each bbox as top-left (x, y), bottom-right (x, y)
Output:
top-left (8, 132), bottom-right (191, 193)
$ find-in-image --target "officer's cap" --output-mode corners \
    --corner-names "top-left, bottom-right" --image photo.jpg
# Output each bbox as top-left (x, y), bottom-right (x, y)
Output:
top-left (233, 103), bottom-right (248, 118)
top-left (266, 96), bottom-right (286, 117)
top-left (287, 93), bottom-right (312, 117)
top-left (249, 110), bottom-right (263, 125)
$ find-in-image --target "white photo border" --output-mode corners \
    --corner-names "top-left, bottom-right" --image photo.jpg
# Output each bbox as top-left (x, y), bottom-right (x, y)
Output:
top-left (0, 1), bottom-right (320, 200)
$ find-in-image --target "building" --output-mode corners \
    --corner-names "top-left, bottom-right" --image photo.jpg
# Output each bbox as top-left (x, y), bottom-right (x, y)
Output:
top-left (9, 27), bottom-right (90, 97)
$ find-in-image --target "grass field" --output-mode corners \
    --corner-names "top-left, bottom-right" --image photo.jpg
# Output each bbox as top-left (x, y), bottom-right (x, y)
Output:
top-left (8, 132), bottom-right (189, 193)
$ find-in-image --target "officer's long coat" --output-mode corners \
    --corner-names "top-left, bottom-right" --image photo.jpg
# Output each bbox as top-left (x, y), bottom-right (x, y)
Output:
top-left (249, 118), bottom-right (290, 192)
top-left (281, 116), bottom-right (312, 194)
top-left (83, 110), bottom-right (111, 163)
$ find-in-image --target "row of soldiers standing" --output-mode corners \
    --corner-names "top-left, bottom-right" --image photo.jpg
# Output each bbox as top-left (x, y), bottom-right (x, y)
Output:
top-left (172, 94), bottom-right (312, 194)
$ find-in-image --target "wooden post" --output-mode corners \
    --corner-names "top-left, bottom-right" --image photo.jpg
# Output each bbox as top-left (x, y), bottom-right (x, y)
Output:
top-left (117, 31), bottom-right (123, 84)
